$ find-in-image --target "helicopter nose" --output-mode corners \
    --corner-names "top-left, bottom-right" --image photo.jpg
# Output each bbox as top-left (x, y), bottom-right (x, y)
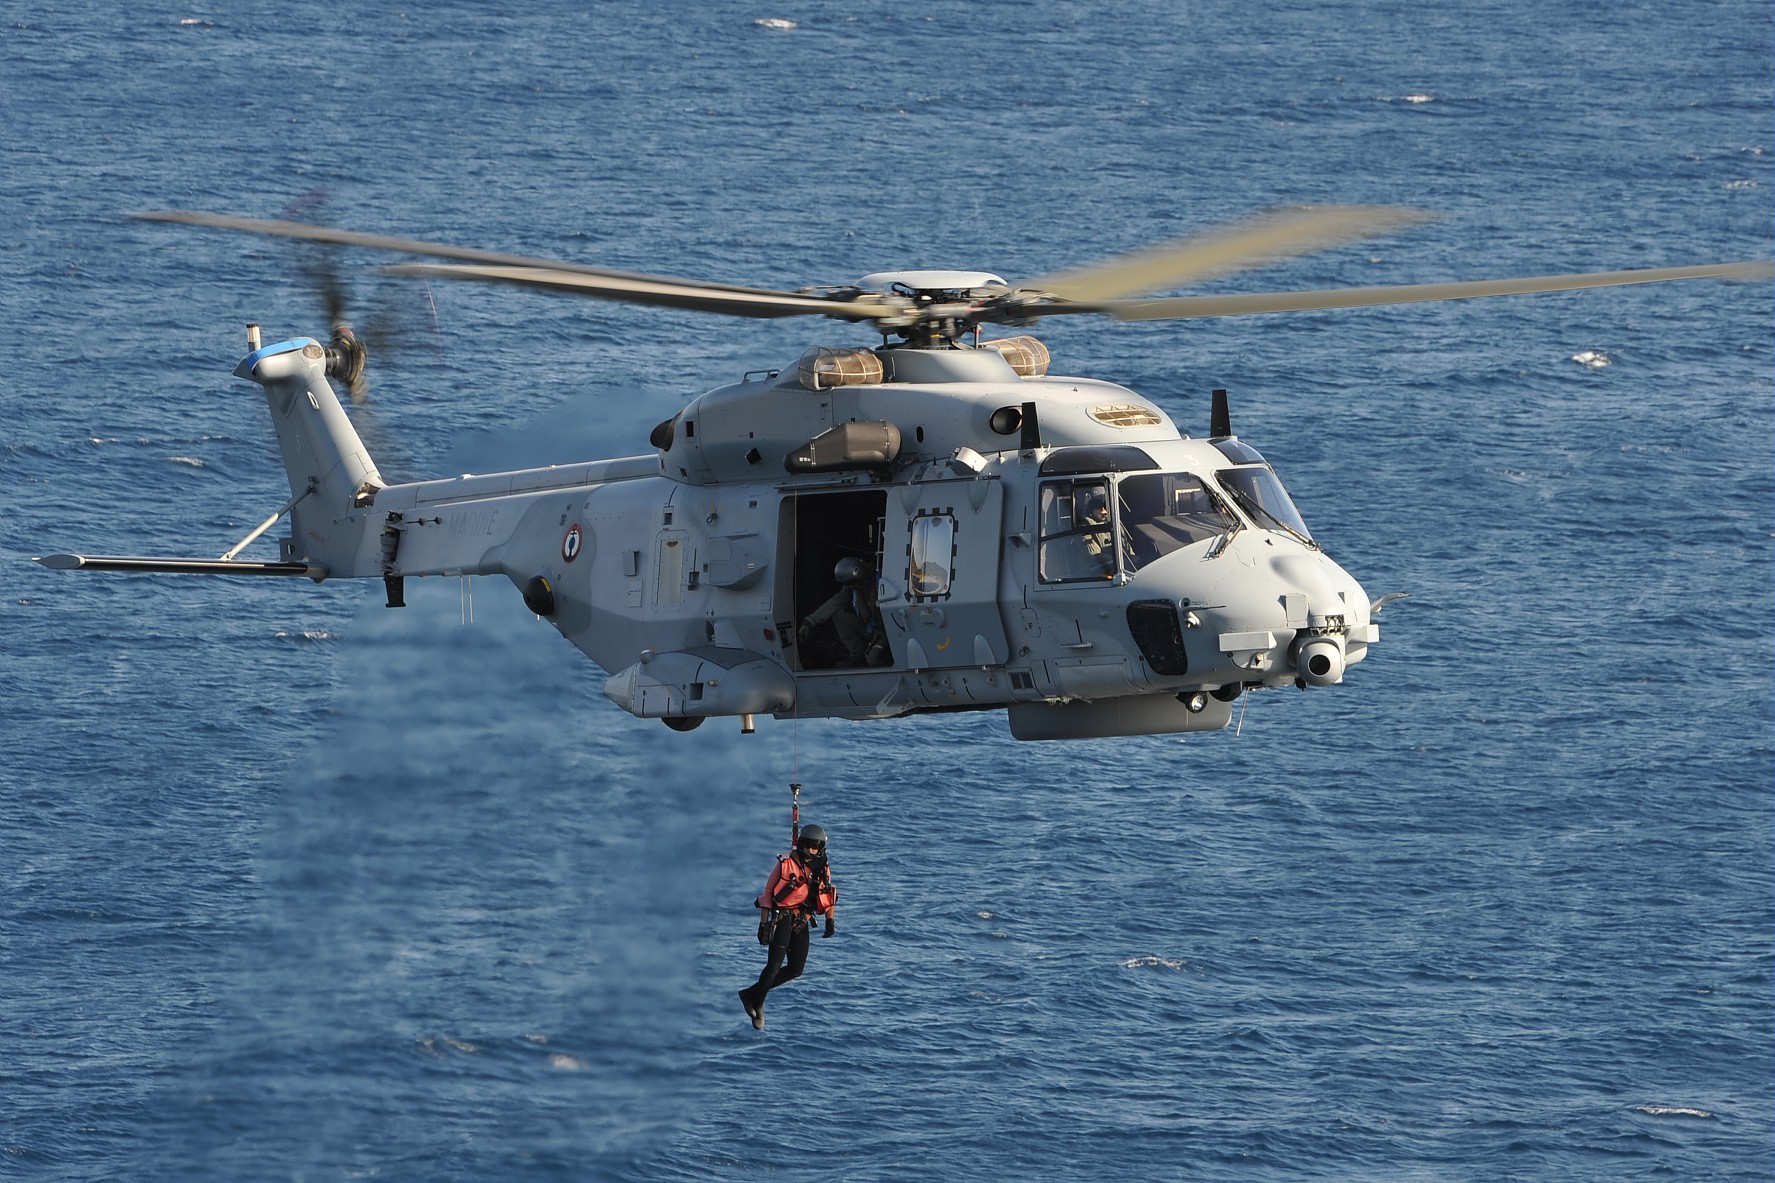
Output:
top-left (1269, 554), bottom-right (1341, 626)
top-left (1267, 552), bottom-right (1354, 686)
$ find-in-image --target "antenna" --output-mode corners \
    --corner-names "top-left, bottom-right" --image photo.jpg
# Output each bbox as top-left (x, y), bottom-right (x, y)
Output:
top-left (1019, 400), bottom-right (1042, 451)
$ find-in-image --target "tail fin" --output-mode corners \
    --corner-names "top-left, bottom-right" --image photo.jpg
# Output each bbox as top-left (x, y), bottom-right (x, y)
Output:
top-left (235, 338), bottom-right (384, 573)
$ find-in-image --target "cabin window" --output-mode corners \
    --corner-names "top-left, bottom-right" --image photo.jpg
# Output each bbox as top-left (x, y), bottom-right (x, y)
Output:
top-left (1117, 472), bottom-right (1239, 571)
top-left (908, 512), bottom-right (956, 599)
top-left (1038, 478), bottom-right (1119, 583)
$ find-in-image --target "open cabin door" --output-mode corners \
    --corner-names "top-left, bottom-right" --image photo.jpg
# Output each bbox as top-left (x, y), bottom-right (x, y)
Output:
top-left (881, 479), bottom-right (1010, 669)
top-left (785, 488), bottom-right (888, 672)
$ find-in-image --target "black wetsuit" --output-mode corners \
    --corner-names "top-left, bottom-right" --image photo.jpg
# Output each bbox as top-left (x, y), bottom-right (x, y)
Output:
top-left (749, 911), bottom-right (812, 1000)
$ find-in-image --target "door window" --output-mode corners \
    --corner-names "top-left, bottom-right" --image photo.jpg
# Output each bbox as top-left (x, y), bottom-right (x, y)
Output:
top-left (908, 512), bottom-right (956, 599)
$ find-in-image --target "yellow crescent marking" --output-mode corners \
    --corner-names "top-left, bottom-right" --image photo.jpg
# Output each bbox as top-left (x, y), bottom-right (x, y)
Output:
top-left (935, 635), bottom-right (952, 651)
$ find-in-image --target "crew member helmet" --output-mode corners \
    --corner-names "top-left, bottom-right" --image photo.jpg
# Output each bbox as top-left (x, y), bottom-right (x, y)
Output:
top-left (796, 824), bottom-right (828, 854)
top-left (833, 558), bottom-right (870, 585)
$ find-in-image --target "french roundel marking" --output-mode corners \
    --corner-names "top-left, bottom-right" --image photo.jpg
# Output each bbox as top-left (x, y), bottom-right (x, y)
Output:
top-left (562, 523), bottom-right (584, 563)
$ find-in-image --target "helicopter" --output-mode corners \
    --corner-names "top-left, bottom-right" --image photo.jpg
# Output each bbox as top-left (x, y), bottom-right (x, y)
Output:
top-left (35, 207), bottom-right (1770, 740)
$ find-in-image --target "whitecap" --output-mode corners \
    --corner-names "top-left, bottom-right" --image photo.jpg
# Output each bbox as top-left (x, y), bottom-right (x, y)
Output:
top-left (1634, 1105), bottom-right (1714, 1119)
top-left (274, 630), bottom-right (338, 641)
top-left (755, 17), bottom-right (797, 30)
top-left (549, 1053), bottom-right (584, 1071)
top-left (167, 455), bottom-right (205, 467)
top-left (1571, 350), bottom-right (1610, 369)
top-left (1122, 955), bottom-right (1185, 970)
top-left (1403, 94), bottom-right (1434, 104)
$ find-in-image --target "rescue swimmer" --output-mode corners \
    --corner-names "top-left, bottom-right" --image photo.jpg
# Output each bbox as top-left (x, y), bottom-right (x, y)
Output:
top-left (739, 824), bottom-right (837, 1030)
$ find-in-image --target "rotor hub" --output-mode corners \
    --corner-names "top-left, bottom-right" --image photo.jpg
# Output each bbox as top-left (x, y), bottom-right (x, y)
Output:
top-left (844, 273), bottom-right (1015, 347)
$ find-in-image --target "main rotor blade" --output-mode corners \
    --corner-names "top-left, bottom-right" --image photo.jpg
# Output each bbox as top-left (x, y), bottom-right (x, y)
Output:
top-left (1019, 205), bottom-right (1434, 302)
top-left (131, 210), bottom-right (803, 300)
top-left (1081, 260), bottom-right (1774, 321)
top-left (379, 263), bottom-right (897, 321)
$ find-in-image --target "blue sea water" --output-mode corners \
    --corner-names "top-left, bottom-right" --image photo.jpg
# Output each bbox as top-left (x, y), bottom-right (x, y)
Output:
top-left (2, 1), bottom-right (1770, 1178)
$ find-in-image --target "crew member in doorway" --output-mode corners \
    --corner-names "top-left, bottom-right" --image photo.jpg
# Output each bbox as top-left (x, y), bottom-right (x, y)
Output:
top-left (739, 824), bottom-right (837, 1030)
top-left (800, 557), bottom-right (889, 666)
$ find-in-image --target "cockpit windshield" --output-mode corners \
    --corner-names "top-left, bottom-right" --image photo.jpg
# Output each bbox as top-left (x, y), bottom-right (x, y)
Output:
top-left (1216, 465), bottom-right (1313, 544)
top-left (1041, 472), bottom-right (1247, 581)
top-left (1117, 472), bottom-right (1240, 572)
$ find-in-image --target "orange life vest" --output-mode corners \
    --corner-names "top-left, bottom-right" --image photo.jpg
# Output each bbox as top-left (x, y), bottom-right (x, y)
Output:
top-left (757, 852), bottom-right (836, 916)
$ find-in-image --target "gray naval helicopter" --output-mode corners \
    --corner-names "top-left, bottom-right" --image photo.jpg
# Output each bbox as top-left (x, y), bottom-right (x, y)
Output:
top-left (38, 208), bottom-right (1770, 739)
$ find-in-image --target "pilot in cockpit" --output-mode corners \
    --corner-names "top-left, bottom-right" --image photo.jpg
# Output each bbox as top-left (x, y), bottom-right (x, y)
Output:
top-left (1081, 490), bottom-right (1115, 571)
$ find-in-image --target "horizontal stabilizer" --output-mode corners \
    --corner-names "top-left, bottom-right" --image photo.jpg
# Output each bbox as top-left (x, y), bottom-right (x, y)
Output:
top-left (35, 554), bottom-right (326, 579)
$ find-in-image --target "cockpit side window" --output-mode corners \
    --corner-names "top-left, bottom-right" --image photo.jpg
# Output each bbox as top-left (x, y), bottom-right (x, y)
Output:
top-left (1038, 478), bottom-right (1119, 583)
top-left (1215, 465), bottom-right (1313, 543)
top-left (1118, 473), bottom-right (1239, 571)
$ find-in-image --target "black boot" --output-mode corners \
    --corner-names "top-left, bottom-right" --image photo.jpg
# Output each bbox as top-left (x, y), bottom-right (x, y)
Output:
top-left (738, 987), bottom-right (765, 1029)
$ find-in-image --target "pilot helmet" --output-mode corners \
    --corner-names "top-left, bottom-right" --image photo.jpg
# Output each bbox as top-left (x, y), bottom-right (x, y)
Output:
top-left (833, 557), bottom-right (871, 585)
top-left (1082, 491), bottom-right (1109, 522)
